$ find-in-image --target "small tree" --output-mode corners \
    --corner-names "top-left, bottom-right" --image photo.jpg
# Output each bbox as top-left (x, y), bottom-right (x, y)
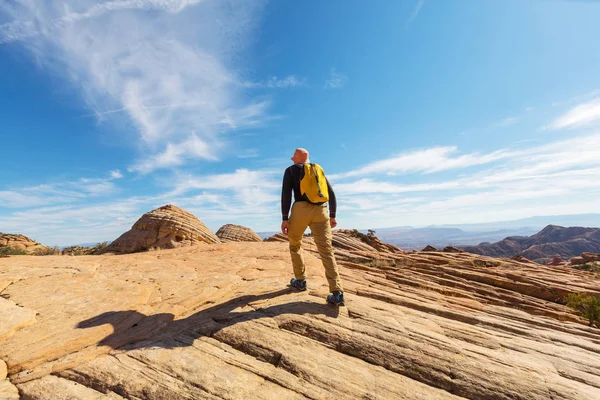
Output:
top-left (565, 293), bottom-right (600, 328)
top-left (368, 229), bottom-right (376, 236)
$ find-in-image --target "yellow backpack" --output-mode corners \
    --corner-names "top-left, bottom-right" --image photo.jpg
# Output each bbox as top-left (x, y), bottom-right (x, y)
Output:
top-left (300, 163), bottom-right (329, 204)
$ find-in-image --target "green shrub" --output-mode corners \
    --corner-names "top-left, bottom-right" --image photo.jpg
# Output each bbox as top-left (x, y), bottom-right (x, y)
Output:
top-left (33, 246), bottom-right (61, 256)
top-left (351, 229), bottom-right (371, 244)
top-left (0, 246), bottom-right (28, 256)
top-left (94, 241), bottom-right (109, 250)
top-left (565, 293), bottom-right (600, 328)
top-left (573, 263), bottom-right (600, 273)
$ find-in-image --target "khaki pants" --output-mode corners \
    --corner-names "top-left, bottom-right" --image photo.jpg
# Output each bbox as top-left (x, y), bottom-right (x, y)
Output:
top-left (288, 201), bottom-right (343, 293)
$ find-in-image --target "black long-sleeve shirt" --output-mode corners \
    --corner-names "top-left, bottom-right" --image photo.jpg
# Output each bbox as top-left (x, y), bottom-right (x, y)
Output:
top-left (281, 164), bottom-right (337, 221)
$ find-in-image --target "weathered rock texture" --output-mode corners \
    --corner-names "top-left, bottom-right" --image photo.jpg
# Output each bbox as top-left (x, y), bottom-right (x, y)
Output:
top-left (461, 225), bottom-right (600, 263)
top-left (100, 205), bottom-right (220, 254)
top-left (571, 252), bottom-right (600, 265)
top-left (1, 236), bottom-right (600, 399)
top-left (0, 233), bottom-right (50, 255)
top-left (216, 224), bottom-right (262, 243)
top-left (62, 246), bottom-right (98, 256)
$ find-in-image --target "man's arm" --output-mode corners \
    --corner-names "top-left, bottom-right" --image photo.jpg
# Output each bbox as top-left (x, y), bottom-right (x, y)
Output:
top-left (326, 178), bottom-right (337, 218)
top-left (281, 168), bottom-right (292, 221)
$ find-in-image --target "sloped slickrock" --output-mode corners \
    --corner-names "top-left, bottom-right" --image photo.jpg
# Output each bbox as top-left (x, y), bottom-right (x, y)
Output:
top-left (0, 359), bottom-right (18, 400)
top-left (268, 229), bottom-right (405, 265)
top-left (0, 298), bottom-right (36, 341)
top-left (0, 360), bottom-right (6, 380)
top-left (511, 254), bottom-right (535, 264)
top-left (0, 380), bottom-right (19, 400)
top-left (0, 233), bottom-right (50, 255)
top-left (216, 224), bottom-right (262, 243)
top-left (1, 237), bottom-right (600, 399)
top-left (100, 205), bottom-right (220, 254)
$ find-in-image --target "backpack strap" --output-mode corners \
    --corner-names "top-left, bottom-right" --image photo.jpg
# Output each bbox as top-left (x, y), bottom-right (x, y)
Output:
top-left (310, 163), bottom-right (325, 199)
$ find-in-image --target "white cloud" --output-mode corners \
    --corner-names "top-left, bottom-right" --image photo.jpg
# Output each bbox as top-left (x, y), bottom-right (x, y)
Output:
top-left (110, 169), bottom-right (123, 179)
top-left (244, 75), bottom-right (307, 89)
top-left (0, 0), bottom-right (267, 171)
top-left (266, 75), bottom-right (307, 88)
top-left (330, 146), bottom-right (510, 180)
top-left (0, 172), bottom-right (122, 208)
top-left (129, 134), bottom-right (219, 173)
top-left (166, 168), bottom-right (280, 197)
top-left (406, 0), bottom-right (425, 28)
top-left (330, 133), bottom-right (600, 229)
top-left (324, 68), bottom-right (348, 89)
top-left (547, 98), bottom-right (600, 130)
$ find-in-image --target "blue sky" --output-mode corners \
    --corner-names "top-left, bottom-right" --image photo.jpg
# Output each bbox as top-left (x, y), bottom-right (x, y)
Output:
top-left (2, 0), bottom-right (600, 246)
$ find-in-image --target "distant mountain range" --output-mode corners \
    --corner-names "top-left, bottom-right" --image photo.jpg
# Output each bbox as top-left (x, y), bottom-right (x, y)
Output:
top-left (460, 225), bottom-right (600, 263)
top-left (256, 214), bottom-right (600, 250)
top-left (356, 214), bottom-right (600, 250)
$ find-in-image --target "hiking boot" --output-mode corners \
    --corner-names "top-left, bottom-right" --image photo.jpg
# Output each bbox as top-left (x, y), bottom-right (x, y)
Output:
top-left (290, 278), bottom-right (307, 291)
top-left (327, 291), bottom-right (345, 306)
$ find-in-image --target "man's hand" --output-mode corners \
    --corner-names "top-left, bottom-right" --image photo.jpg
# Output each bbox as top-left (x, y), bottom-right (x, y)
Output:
top-left (329, 217), bottom-right (337, 229)
top-left (281, 220), bottom-right (289, 235)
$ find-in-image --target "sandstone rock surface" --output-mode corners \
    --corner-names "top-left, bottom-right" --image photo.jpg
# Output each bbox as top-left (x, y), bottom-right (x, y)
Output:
top-left (216, 224), bottom-right (262, 243)
top-left (100, 205), bottom-right (220, 254)
top-left (549, 256), bottom-right (565, 266)
top-left (0, 233), bottom-right (50, 255)
top-left (1, 237), bottom-right (600, 399)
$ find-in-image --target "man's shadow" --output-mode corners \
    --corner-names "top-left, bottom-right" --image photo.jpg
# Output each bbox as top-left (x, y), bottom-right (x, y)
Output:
top-left (77, 288), bottom-right (339, 350)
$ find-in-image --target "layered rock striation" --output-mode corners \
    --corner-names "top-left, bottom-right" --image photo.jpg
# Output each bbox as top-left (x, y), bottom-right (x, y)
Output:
top-left (0, 234), bottom-right (50, 255)
top-left (2, 232), bottom-right (600, 399)
top-left (216, 224), bottom-right (262, 243)
top-left (100, 205), bottom-right (220, 254)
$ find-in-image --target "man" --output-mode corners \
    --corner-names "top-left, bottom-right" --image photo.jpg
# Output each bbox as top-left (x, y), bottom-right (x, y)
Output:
top-left (280, 148), bottom-right (345, 306)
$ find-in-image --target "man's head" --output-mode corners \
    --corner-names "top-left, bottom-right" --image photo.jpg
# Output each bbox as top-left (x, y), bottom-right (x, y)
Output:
top-left (291, 148), bottom-right (310, 164)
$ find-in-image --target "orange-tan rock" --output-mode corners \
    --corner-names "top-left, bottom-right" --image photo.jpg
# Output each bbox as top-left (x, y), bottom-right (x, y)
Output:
top-left (0, 233), bottom-right (50, 255)
top-left (216, 224), bottom-right (262, 243)
top-left (100, 205), bottom-right (220, 254)
top-left (549, 256), bottom-right (565, 266)
top-left (1, 235), bottom-right (600, 399)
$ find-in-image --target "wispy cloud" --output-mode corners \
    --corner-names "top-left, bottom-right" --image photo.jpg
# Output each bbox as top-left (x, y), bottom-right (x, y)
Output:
top-left (0, 1), bottom-right (267, 172)
top-left (110, 169), bottom-right (123, 179)
top-left (493, 116), bottom-right (519, 129)
top-left (330, 146), bottom-right (511, 179)
top-left (406, 0), bottom-right (425, 28)
top-left (324, 68), bottom-right (348, 89)
top-left (332, 133), bottom-right (600, 228)
top-left (0, 171), bottom-right (122, 208)
top-left (546, 98), bottom-right (600, 130)
top-left (244, 75), bottom-right (308, 89)
top-left (129, 134), bottom-right (219, 173)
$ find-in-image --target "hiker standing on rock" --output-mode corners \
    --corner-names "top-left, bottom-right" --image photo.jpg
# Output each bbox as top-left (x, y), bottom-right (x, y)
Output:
top-left (280, 148), bottom-right (345, 306)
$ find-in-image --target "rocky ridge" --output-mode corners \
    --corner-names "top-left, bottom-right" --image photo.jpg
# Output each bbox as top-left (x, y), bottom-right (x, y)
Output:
top-left (460, 224), bottom-right (600, 263)
top-left (0, 234), bottom-right (51, 256)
